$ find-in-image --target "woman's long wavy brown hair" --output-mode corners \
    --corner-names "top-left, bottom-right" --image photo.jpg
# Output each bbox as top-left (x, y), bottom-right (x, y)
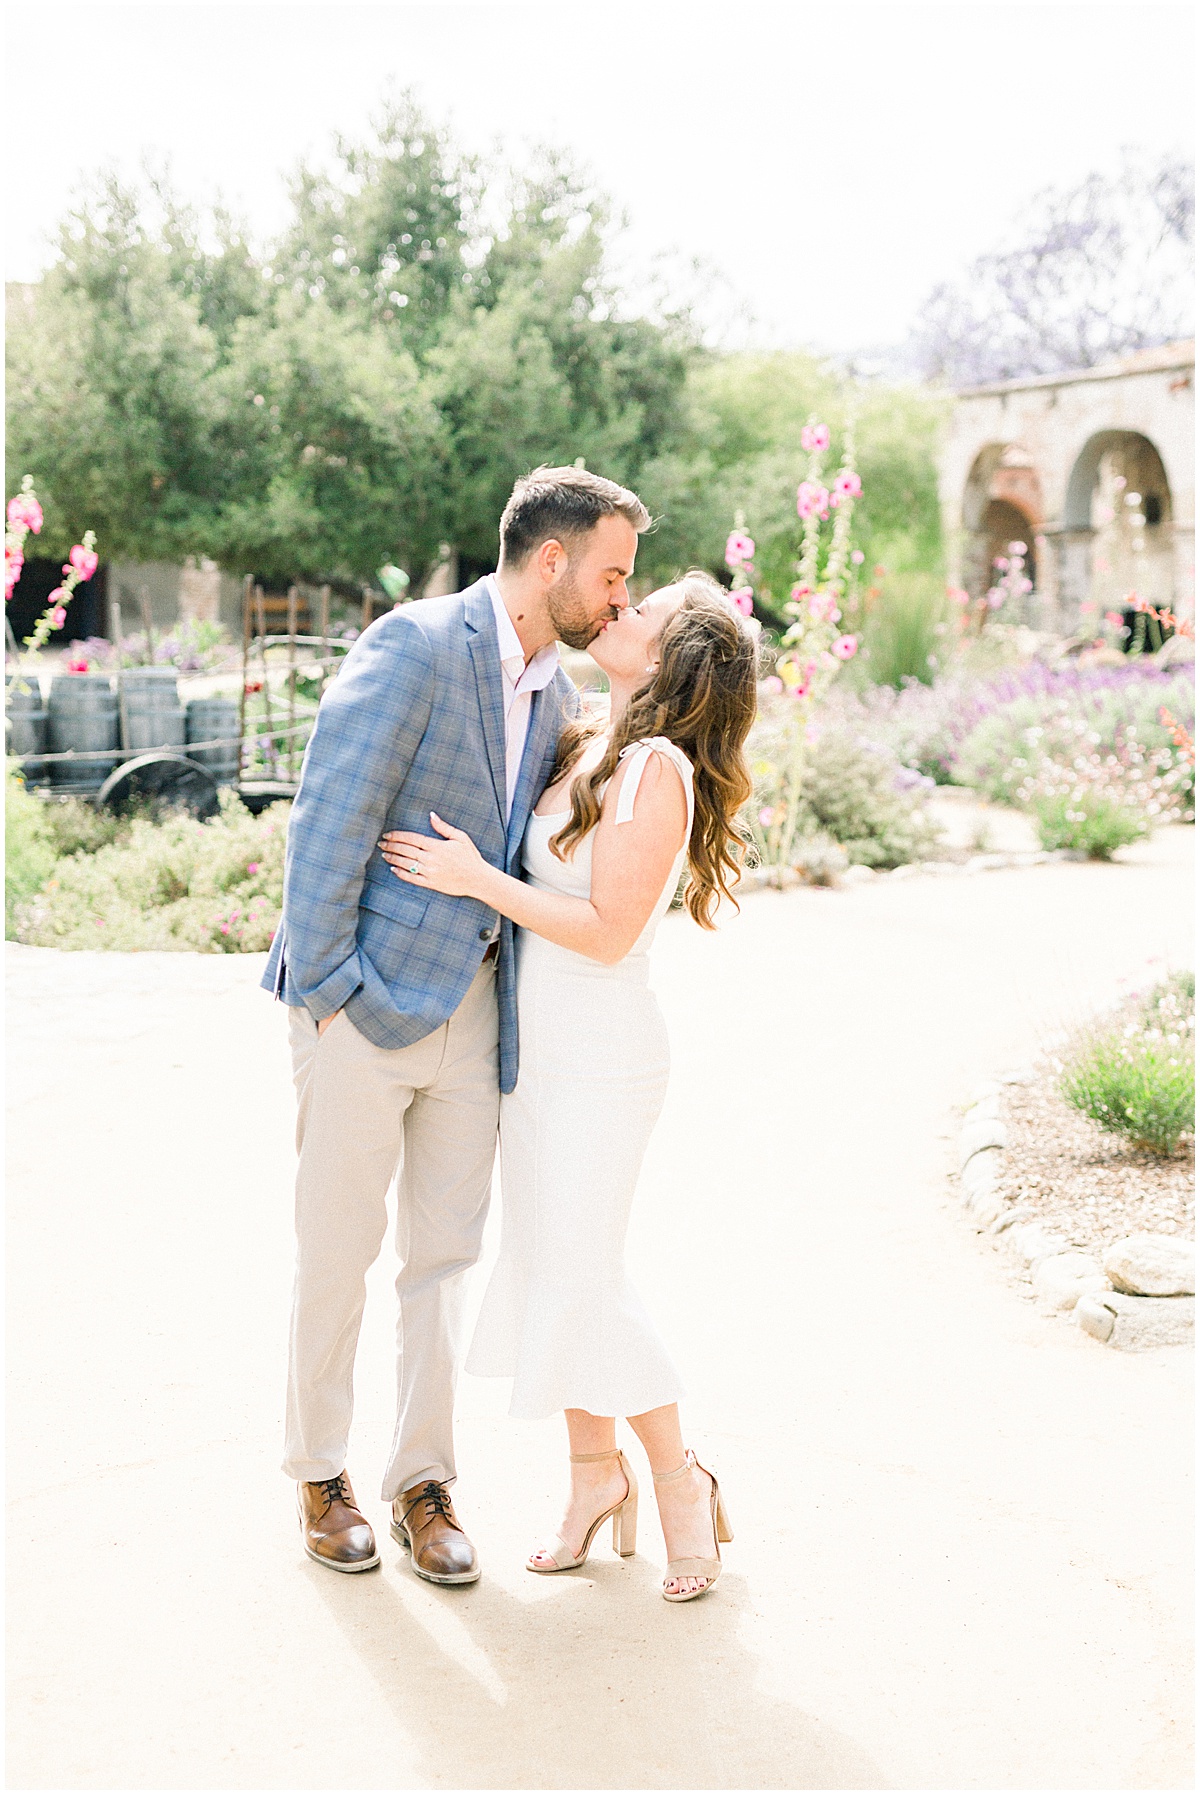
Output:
top-left (548, 571), bottom-right (758, 927)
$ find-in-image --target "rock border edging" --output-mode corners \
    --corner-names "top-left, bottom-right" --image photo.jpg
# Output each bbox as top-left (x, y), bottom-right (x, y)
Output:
top-left (955, 1074), bottom-right (1195, 1350)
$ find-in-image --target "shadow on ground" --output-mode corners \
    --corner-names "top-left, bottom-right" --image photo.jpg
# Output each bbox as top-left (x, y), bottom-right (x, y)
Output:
top-left (309, 1549), bottom-right (886, 1790)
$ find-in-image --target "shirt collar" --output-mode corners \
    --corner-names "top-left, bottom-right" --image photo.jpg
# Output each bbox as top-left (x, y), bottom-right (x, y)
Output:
top-left (486, 574), bottom-right (560, 690)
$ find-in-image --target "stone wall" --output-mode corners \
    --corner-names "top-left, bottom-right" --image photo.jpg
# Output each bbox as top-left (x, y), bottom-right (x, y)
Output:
top-left (939, 342), bottom-right (1195, 630)
top-left (107, 558), bottom-right (246, 635)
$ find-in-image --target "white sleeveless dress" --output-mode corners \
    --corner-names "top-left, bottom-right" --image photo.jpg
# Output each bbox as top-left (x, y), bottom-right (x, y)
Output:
top-left (465, 738), bottom-right (693, 1420)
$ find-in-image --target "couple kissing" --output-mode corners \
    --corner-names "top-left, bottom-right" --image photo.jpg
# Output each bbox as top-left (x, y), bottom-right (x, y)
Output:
top-left (265, 464), bottom-right (756, 1602)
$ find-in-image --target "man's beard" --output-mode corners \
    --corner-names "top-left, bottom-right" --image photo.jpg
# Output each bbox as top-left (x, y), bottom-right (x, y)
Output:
top-left (546, 569), bottom-right (612, 650)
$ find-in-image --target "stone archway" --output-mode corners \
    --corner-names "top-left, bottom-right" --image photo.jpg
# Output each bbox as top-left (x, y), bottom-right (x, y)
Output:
top-left (1062, 430), bottom-right (1174, 614)
top-left (962, 444), bottom-right (1045, 615)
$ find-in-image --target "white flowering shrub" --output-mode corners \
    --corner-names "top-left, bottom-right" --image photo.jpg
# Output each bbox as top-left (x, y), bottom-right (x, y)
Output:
top-left (12, 791), bottom-right (287, 952)
top-left (1003, 713), bottom-right (1186, 857)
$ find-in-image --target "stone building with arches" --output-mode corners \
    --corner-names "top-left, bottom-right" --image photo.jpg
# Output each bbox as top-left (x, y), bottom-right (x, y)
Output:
top-left (939, 341), bottom-right (1194, 631)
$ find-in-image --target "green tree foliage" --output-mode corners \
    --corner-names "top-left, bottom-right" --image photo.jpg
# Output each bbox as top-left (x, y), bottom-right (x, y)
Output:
top-left (6, 174), bottom-right (225, 562)
top-left (6, 94), bottom-right (943, 597)
top-left (7, 98), bottom-right (693, 588)
top-left (209, 295), bottom-right (450, 585)
top-left (273, 96), bottom-right (472, 349)
top-left (636, 350), bottom-right (947, 609)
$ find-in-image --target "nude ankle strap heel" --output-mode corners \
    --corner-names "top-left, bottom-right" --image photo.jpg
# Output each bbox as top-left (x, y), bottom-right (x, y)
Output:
top-left (654, 1448), bottom-right (731, 1602)
top-left (526, 1449), bottom-right (638, 1573)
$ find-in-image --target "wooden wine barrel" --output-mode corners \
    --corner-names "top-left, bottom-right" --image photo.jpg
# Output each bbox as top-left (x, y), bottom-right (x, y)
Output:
top-left (185, 696), bottom-right (240, 785)
top-left (5, 675), bottom-right (49, 781)
top-left (121, 668), bottom-right (187, 751)
top-left (47, 673), bottom-right (119, 791)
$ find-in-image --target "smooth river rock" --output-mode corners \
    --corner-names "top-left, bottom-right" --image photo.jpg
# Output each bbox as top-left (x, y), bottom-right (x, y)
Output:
top-left (959, 1117), bottom-right (1007, 1169)
top-left (1008, 1223), bottom-right (1072, 1269)
top-left (962, 1147), bottom-right (1003, 1198)
top-left (1075, 1291), bottom-right (1195, 1351)
top-left (1033, 1252), bottom-right (1110, 1311)
top-left (1103, 1234), bottom-right (1195, 1298)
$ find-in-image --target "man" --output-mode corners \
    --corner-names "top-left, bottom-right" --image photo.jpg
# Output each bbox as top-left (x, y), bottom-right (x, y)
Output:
top-left (264, 465), bottom-right (651, 1584)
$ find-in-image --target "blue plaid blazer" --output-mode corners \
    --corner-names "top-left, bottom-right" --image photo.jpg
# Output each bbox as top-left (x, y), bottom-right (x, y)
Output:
top-left (261, 579), bottom-right (578, 1094)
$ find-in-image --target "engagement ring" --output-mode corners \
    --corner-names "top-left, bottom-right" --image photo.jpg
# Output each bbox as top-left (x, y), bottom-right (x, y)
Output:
top-left (408, 862), bottom-right (420, 875)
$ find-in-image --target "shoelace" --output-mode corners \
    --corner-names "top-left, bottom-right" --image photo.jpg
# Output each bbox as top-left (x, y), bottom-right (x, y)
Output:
top-left (403, 1481), bottom-right (454, 1529)
top-left (316, 1473), bottom-right (350, 1514)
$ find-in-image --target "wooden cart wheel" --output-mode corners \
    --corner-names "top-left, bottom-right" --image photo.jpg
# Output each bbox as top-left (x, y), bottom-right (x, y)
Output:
top-left (96, 752), bottom-right (220, 820)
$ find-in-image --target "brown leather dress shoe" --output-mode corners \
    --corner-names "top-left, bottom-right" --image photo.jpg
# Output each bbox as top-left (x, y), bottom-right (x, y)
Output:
top-left (298, 1473), bottom-right (380, 1573)
top-left (391, 1481), bottom-right (480, 1585)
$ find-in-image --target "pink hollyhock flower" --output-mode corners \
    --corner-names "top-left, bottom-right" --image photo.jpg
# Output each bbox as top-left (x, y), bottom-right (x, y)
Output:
top-left (725, 531), bottom-right (756, 567)
top-left (66, 655), bottom-right (90, 673)
top-left (830, 470), bottom-right (862, 505)
top-left (790, 583), bottom-right (812, 604)
top-left (831, 634), bottom-right (858, 660)
top-left (992, 556), bottom-right (1009, 573)
top-left (808, 590), bottom-right (840, 623)
top-left (1007, 540), bottom-right (1027, 556)
top-left (7, 493), bottom-right (43, 533)
top-left (796, 481), bottom-right (830, 520)
top-left (5, 545), bottom-right (24, 596)
top-left (729, 586), bottom-right (754, 616)
top-left (758, 806), bottom-right (776, 827)
top-left (763, 675), bottom-right (783, 695)
top-left (247, 862), bottom-right (260, 875)
top-left (851, 549), bottom-right (865, 565)
top-left (50, 605), bottom-right (67, 630)
top-left (1104, 610), bottom-right (1124, 628)
top-left (800, 423), bottom-right (830, 452)
top-left (947, 586), bottom-right (970, 606)
top-left (68, 545), bottom-right (99, 581)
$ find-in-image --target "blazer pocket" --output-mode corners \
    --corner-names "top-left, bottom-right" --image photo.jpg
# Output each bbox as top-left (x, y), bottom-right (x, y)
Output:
top-left (359, 876), bottom-right (432, 927)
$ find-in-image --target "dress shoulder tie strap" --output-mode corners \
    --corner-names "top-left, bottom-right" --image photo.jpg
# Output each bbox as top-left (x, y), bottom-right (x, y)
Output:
top-left (613, 737), bottom-right (694, 829)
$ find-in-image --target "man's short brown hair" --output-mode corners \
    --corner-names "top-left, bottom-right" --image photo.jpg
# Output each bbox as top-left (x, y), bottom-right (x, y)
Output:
top-left (499, 465), bottom-right (651, 566)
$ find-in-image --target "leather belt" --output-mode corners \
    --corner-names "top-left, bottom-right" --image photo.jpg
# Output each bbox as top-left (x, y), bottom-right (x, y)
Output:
top-left (482, 940), bottom-right (499, 964)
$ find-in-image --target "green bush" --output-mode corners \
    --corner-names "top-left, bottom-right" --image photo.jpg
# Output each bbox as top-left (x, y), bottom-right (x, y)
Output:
top-left (40, 793), bottom-right (133, 857)
top-left (5, 760), bottom-right (58, 935)
top-left (1030, 793), bottom-right (1147, 858)
top-left (12, 792), bottom-right (288, 952)
top-left (1060, 978), bottom-right (1195, 1155)
top-left (800, 728), bottom-right (940, 868)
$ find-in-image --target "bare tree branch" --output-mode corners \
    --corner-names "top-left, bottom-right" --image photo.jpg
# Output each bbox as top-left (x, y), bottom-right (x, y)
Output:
top-left (911, 150), bottom-right (1194, 386)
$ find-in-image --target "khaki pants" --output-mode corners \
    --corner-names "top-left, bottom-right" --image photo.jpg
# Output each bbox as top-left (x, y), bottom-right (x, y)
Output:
top-left (282, 962), bottom-right (500, 1502)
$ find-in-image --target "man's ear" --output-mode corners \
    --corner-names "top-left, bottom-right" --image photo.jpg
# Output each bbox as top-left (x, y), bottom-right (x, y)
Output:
top-left (537, 538), bottom-right (567, 585)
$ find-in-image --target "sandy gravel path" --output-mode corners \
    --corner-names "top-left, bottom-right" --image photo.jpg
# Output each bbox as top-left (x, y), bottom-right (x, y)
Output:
top-left (5, 827), bottom-right (1193, 1789)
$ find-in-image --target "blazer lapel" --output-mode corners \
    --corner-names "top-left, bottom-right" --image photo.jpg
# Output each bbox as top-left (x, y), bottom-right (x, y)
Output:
top-left (464, 585), bottom-right (508, 829)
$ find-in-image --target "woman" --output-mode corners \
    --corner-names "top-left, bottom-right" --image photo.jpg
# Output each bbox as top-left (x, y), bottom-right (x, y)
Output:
top-left (380, 570), bottom-right (758, 1600)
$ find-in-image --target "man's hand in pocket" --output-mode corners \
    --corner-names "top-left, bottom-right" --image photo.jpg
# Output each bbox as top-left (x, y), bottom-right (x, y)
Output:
top-left (317, 1011), bottom-right (342, 1038)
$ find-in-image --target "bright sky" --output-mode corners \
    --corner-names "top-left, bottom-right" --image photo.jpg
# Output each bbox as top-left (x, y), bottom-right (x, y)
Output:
top-left (4, 0), bottom-right (1194, 354)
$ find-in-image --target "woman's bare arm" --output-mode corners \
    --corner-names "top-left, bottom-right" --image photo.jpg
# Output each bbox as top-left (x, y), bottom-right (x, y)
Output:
top-left (380, 751), bottom-right (688, 966)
